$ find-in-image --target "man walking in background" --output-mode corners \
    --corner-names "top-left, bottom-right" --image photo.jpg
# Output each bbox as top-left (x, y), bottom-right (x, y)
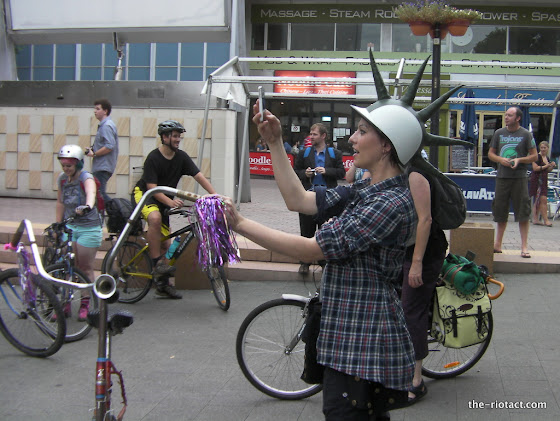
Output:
top-left (87, 98), bottom-right (118, 203)
top-left (488, 106), bottom-right (537, 258)
top-left (293, 123), bottom-right (345, 274)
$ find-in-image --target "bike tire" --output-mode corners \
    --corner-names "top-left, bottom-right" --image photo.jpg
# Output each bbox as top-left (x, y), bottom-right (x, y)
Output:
top-left (236, 298), bottom-right (323, 400)
top-left (422, 312), bottom-right (493, 379)
top-left (102, 241), bottom-right (153, 304)
top-left (45, 263), bottom-right (98, 343)
top-left (0, 269), bottom-right (66, 357)
top-left (206, 266), bottom-right (230, 311)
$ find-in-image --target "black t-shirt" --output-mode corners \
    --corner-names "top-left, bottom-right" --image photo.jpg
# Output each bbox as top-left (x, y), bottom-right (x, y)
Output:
top-left (136, 149), bottom-right (200, 198)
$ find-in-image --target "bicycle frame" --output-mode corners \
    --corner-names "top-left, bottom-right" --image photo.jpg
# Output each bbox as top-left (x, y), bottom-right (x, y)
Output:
top-left (122, 225), bottom-right (196, 280)
top-left (9, 219), bottom-right (119, 421)
top-left (104, 187), bottom-right (200, 275)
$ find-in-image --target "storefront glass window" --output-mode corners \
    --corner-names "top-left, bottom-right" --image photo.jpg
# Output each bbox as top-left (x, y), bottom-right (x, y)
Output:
top-left (509, 27), bottom-right (560, 56)
top-left (268, 24), bottom-right (288, 50)
top-left (292, 23), bottom-right (334, 51)
top-left (55, 45), bottom-right (75, 81)
top-left (128, 43), bottom-right (151, 81)
top-left (15, 45), bottom-right (32, 80)
top-left (252, 24), bottom-right (265, 50)
top-left (336, 23), bottom-right (382, 52)
top-left (155, 43), bottom-right (178, 81)
top-left (471, 27), bottom-right (507, 54)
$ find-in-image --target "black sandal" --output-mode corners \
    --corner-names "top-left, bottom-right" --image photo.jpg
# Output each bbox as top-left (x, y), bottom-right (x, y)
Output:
top-left (407, 380), bottom-right (427, 406)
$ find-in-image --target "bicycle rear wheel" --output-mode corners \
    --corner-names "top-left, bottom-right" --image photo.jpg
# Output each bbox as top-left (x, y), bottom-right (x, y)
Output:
top-left (236, 298), bottom-right (322, 400)
top-left (102, 241), bottom-right (153, 304)
top-left (45, 263), bottom-right (98, 343)
top-left (0, 269), bottom-right (66, 357)
top-left (206, 266), bottom-right (230, 311)
top-left (422, 312), bottom-right (493, 379)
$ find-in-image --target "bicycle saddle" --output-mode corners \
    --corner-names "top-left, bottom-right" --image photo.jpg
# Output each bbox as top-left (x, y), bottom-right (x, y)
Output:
top-left (86, 310), bottom-right (134, 335)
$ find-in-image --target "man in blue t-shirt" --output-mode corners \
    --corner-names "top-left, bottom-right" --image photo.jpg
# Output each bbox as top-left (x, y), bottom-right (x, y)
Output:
top-left (488, 106), bottom-right (537, 258)
top-left (293, 123), bottom-right (345, 274)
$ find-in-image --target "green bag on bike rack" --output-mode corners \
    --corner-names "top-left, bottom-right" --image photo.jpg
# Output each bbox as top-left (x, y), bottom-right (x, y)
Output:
top-left (431, 279), bottom-right (491, 349)
top-left (441, 253), bottom-right (485, 295)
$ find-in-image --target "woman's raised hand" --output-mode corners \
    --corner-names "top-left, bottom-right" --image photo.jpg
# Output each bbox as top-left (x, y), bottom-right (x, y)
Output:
top-left (252, 101), bottom-right (282, 146)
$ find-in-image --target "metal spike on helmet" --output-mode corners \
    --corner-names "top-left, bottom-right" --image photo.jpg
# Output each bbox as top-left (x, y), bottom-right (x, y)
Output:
top-left (352, 50), bottom-right (473, 183)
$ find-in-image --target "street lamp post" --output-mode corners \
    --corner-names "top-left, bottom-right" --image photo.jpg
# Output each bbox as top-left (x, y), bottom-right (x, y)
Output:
top-left (429, 23), bottom-right (442, 167)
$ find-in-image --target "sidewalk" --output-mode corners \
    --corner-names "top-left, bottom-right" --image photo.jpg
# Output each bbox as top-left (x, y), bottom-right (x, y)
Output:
top-left (0, 275), bottom-right (559, 420)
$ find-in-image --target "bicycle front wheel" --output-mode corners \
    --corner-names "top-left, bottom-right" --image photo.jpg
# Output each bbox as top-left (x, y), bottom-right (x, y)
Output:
top-left (422, 312), bottom-right (493, 379)
top-left (236, 298), bottom-right (322, 400)
top-left (102, 241), bottom-right (153, 304)
top-left (45, 263), bottom-right (98, 343)
top-left (0, 269), bottom-right (66, 357)
top-left (206, 266), bottom-right (230, 311)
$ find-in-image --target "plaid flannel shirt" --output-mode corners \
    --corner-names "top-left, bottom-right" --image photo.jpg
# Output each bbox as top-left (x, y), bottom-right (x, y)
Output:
top-left (314, 174), bottom-right (416, 391)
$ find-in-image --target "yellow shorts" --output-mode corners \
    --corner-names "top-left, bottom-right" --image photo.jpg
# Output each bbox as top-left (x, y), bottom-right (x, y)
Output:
top-left (132, 186), bottom-right (170, 236)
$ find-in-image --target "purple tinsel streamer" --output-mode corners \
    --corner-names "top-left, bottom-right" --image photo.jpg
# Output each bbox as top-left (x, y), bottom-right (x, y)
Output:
top-left (191, 197), bottom-right (240, 271)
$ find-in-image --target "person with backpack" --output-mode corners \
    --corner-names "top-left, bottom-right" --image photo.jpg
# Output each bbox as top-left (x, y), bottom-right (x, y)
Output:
top-left (293, 123), bottom-right (345, 274)
top-left (86, 98), bottom-right (118, 204)
top-left (56, 144), bottom-right (102, 321)
top-left (400, 163), bottom-right (448, 406)
top-left (132, 120), bottom-right (216, 299)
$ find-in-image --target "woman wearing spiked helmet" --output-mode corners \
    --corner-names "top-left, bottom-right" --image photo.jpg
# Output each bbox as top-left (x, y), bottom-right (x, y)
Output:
top-left (221, 51), bottom-right (470, 419)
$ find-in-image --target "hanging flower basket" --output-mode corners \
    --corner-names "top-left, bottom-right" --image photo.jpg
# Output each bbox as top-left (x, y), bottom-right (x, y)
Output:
top-left (409, 21), bottom-right (431, 36)
top-left (448, 19), bottom-right (470, 36)
top-left (395, 1), bottom-right (481, 37)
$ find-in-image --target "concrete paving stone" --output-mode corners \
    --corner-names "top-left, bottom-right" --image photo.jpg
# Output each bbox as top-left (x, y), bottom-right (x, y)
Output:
top-left (533, 342), bottom-right (560, 361)
top-left (457, 407), bottom-right (513, 421)
top-left (498, 364), bottom-right (548, 381)
top-left (503, 380), bottom-right (555, 397)
top-left (193, 405), bottom-right (254, 421)
top-left (492, 344), bottom-right (542, 367)
top-left (1, 264), bottom-right (559, 420)
top-left (510, 415), bottom-right (560, 421)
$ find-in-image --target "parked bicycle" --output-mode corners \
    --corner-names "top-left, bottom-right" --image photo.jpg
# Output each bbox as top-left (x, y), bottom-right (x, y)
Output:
top-left (102, 188), bottom-right (230, 310)
top-left (0, 243), bottom-right (66, 357)
top-left (5, 219), bottom-right (128, 421)
top-left (41, 216), bottom-right (99, 342)
top-left (236, 265), bottom-right (504, 400)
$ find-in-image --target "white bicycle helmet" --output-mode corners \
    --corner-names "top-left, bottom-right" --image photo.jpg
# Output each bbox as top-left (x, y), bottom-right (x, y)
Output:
top-left (351, 104), bottom-right (422, 166)
top-left (58, 144), bottom-right (84, 161)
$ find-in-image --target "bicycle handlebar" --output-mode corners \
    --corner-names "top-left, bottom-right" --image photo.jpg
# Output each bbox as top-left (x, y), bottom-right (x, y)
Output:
top-left (8, 219), bottom-right (115, 297)
top-left (487, 276), bottom-right (505, 300)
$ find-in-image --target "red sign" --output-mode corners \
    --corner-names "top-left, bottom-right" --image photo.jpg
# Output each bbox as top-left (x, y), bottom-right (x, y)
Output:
top-left (274, 71), bottom-right (356, 95)
top-left (249, 152), bottom-right (353, 176)
top-left (249, 152), bottom-right (294, 175)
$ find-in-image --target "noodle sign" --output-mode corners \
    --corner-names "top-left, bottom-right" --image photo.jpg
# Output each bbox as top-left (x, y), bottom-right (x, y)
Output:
top-left (274, 71), bottom-right (356, 95)
top-left (250, 152), bottom-right (295, 175)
